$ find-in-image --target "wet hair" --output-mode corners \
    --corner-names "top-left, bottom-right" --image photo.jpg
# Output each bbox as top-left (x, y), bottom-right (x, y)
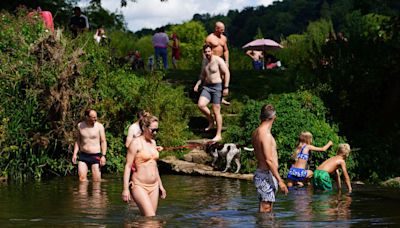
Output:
top-left (139, 115), bottom-right (158, 132)
top-left (137, 110), bottom-right (150, 120)
top-left (203, 44), bottom-right (212, 52)
top-left (84, 108), bottom-right (94, 117)
top-left (337, 143), bottom-right (351, 159)
top-left (259, 104), bottom-right (276, 121)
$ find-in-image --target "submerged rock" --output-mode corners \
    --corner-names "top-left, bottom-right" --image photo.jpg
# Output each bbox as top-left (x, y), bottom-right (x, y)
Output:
top-left (381, 177), bottom-right (400, 188)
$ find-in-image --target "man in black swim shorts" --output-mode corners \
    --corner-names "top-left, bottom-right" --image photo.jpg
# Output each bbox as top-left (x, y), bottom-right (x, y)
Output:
top-left (72, 109), bottom-right (107, 182)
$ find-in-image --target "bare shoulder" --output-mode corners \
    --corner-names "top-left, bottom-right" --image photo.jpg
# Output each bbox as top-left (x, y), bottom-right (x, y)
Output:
top-left (205, 33), bottom-right (213, 42)
top-left (214, 55), bottom-right (225, 64)
top-left (337, 157), bottom-right (346, 166)
top-left (221, 34), bottom-right (228, 42)
top-left (95, 122), bottom-right (105, 129)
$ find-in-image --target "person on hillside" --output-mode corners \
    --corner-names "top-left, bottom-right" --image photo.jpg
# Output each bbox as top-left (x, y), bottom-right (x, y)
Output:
top-left (93, 25), bottom-right (109, 45)
top-left (287, 132), bottom-right (333, 188)
top-left (27, 7), bottom-right (54, 33)
top-left (252, 104), bottom-right (288, 213)
top-left (152, 27), bottom-right (169, 70)
top-left (121, 115), bottom-right (166, 217)
top-left (313, 143), bottom-right (352, 193)
top-left (205, 21), bottom-right (231, 106)
top-left (170, 32), bottom-right (181, 69)
top-left (125, 110), bottom-right (150, 148)
top-left (246, 50), bottom-right (264, 70)
top-left (193, 44), bottom-right (230, 142)
top-left (265, 54), bottom-right (280, 69)
top-left (69, 7), bottom-right (89, 38)
top-left (72, 109), bottom-right (107, 182)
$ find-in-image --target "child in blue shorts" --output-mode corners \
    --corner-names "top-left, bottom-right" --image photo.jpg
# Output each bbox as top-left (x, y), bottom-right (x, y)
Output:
top-left (287, 132), bottom-right (333, 188)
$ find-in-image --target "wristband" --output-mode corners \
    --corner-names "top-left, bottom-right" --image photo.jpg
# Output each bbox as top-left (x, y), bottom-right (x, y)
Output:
top-left (224, 86), bottom-right (229, 89)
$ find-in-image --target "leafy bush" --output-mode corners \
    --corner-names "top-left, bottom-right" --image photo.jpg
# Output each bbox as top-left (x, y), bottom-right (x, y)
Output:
top-left (0, 10), bottom-right (193, 180)
top-left (224, 91), bottom-right (353, 176)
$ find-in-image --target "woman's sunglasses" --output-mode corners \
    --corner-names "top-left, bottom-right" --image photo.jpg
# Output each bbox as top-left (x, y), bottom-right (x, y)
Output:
top-left (149, 128), bottom-right (159, 134)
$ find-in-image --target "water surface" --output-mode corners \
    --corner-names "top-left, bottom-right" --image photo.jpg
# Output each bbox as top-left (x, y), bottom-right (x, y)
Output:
top-left (0, 175), bottom-right (399, 227)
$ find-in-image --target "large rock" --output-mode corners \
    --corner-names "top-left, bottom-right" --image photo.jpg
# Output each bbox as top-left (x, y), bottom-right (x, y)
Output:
top-left (159, 156), bottom-right (253, 181)
top-left (183, 149), bottom-right (212, 164)
top-left (381, 177), bottom-right (400, 188)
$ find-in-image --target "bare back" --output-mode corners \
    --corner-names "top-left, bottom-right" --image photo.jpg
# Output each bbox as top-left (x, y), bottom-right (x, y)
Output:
top-left (77, 121), bottom-right (103, 153)
top-left (252, 126), bottom-right (278, 170)
top-left (317, 155), bottom-right (343, 174)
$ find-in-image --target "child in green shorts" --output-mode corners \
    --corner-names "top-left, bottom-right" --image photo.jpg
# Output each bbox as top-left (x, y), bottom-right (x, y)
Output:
top-left (313, 143), bottom-right (352, 193)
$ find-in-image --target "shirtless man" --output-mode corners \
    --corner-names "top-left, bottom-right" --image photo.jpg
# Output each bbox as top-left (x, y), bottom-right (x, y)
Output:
top-left (194, 44), bottom-right (230, 142)
top-left (205, 21), bottom-right (230, 105)
top-left (246, 50), bottom-right (264, 70)
top-left (252, 104), bottom-right (288, 213)
top-left (72, 109), bottom-right (107, 182)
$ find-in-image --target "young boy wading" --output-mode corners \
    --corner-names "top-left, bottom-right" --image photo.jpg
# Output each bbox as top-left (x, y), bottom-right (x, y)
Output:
top-left (252, 104), bottom-right (288, 212)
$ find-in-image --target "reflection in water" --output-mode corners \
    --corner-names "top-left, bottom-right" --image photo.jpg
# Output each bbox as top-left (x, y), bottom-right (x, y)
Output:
top-left (124, 217), bottom-right (165, 228)
top-left (292, 187), bottom-right (314, 222)
top-left (320, 191), bottom-right (352, 220)
top-left (255, 212), bottom-right (282, 227)
top-left (312, 190), bottom-right (352, 226)
top-left (1, 175), bottom-right (399, 227)
top-left (72, 181), bottom-right (108, 226)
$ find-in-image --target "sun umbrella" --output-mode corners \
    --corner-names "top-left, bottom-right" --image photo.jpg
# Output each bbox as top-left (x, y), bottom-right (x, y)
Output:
top-left (242, 38), bottom-right (283, 51)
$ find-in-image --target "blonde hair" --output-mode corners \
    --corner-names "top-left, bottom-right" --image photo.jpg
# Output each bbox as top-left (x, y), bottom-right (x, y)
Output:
top-left (298, 131), bottom-right (313, 145)
top-left (293, 131), bottom-right (313, 159)
top-left (337, 143), bottom-right (351, 159)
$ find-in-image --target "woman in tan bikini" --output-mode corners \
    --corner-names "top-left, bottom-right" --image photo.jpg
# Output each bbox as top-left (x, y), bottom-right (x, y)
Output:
top-left (121, 115), bottom-right (166, 216)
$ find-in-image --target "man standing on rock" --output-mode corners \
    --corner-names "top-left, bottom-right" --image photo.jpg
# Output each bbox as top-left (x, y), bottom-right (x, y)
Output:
top-left (194, 44), bottom-right (230, 142)
top-left (252, 104), bottom-right (288, 212)
top-left (72, 109), bottom-right (107, 182)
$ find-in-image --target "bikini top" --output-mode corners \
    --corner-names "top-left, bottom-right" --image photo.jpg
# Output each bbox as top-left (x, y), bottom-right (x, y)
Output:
top-left (134, 138), bottom-right (159, 166)
top-left (297, 145), bottom-right (309, 161)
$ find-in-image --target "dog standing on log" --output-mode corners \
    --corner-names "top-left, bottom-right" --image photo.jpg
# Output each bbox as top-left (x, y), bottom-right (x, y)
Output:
top-left (205, 142), bottom-right (243, 173)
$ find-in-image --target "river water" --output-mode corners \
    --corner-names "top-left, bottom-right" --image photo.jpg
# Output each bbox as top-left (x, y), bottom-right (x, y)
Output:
top-left (0, 174), bottom-right (399, 227)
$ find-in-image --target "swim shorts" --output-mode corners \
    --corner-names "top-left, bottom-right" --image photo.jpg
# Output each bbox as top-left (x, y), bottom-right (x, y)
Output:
top-left (287, 167), bottom-right (308, 181)
top-left (313, 169), bottom-right (333, 191)
top-left (253, 169), bottom-right (278, 202)
top-left (79, 152), bottom-right (102, 166)
top-left (200, 83), bottom-right (222, 104)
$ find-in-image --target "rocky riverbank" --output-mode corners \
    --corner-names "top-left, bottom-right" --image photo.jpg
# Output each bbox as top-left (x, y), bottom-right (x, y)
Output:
top-left (159, 149), bottom-right (253, 181)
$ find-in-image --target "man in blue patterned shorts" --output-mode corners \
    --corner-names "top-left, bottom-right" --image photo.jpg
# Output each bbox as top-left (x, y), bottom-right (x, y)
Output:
top-left (251, 104), bottom-right (288, 212)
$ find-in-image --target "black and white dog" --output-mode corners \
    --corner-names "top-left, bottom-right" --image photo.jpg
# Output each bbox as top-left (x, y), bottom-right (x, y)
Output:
top-left (206, 143), bottom-right (242, 173)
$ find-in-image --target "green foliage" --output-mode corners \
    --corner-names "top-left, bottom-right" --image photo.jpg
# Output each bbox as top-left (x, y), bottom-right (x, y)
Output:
top-left (224, 91), bottom-right (353, 176)
top-left (0, 11), bottom-right (192, 180)
top-left (169, 21), bottom-right (207, 70)
top-left (136, 72), bottom-right (195, 146)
